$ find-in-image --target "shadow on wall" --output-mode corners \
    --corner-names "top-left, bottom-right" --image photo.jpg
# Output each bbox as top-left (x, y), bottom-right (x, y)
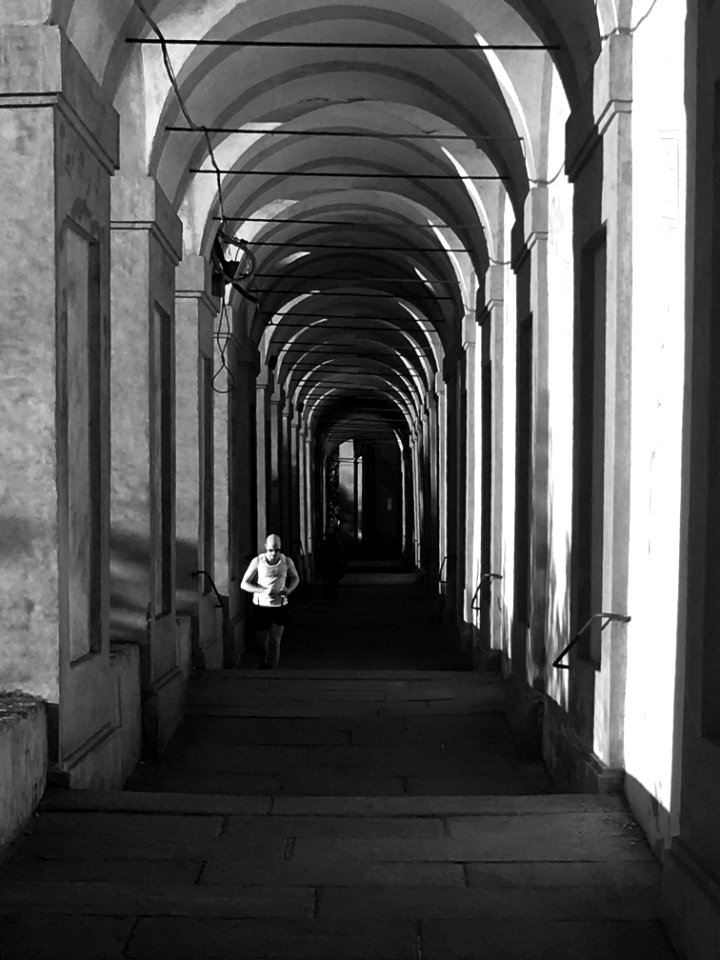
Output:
top-left (545, 520), bottom-right (573, 713)
top-left (110, 531), bottom-right (201, 641)
top-left (109, 529), bottom-right (152, 643)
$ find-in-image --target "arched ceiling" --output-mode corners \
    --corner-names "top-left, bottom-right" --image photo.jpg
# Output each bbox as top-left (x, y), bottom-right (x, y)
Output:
top-left (53, 0), bottom-right (601, 448)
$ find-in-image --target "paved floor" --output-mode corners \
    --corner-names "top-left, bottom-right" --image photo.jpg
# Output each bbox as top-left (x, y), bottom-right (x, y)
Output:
top-left (0, 576), bottom-right (678, 958)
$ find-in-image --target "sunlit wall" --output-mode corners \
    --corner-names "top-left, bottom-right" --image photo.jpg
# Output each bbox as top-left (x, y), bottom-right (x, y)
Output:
top-left (624, 0), bottom-right (687, 846)
top-left (543, 71), bottom-right (574, 709)
top-left (500, 201), bottom-right (517, 660)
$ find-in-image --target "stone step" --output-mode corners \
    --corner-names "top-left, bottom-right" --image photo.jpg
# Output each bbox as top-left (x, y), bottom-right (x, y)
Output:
top-left (41, 787), bottom-right (625, 816)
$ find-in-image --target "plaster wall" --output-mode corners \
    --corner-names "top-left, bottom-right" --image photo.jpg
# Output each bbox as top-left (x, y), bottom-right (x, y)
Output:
top-left (0, 694), bottom-right (47, 850)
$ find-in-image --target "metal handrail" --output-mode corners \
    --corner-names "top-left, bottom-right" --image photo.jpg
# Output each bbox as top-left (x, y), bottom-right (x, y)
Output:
top-left (553, 611), bottom-right (631, 669)
top-left (471, 572), bottom-right (503, 610)
top-left (191, 570), bottom-right (225, 609)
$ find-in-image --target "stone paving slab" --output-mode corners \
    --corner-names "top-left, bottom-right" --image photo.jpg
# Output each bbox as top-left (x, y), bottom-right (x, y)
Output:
top-left (163, 744), bottom-right (310, 768)
top-left (317, 882), bottom-right (662, 921)
top-left (462, 859), bottom-right (662, 888)
top-left (201, 858), bottom-right (466, 887)
top-left (158, 746), bottom-right (311, 776)
top-left (278, 772), bottom-right (407, 797)
top-left (178, 717), bottom-right (351, 746)
top-left (40, 789), bottom-right (272, 815)
top-left (303, 742), bottom-right (516, 770)
top-left (270, 794), bottom-right (625, 816)
top-left (200, 669), bottom-right (481, 681)
top-left (445, 810), bottom-right (643, 840)
top-left (404, 773), bottom-right (551, 795)
top-left (2, 857), bottom-right (205, 883)
top-left (419, 918), bottom-right (678, 960)
top-left (29, 812), bottom-right (225, 839)
top-left (289, 833), bottom-right (654, 864)
top-left (224, 815), bottom-right (446, 839)
top-left (0, 882), bottom-right (315, 918)
top-left (125, 917), bottom-right (418, 960)
top-left (128, 768), bottom-right (282, 795)
top-left (16, 832), bottom-right (285, 862)
top-left (0, 916), bottom-right (134, 960)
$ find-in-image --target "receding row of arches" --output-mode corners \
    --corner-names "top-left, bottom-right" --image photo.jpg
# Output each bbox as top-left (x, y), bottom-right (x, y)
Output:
top-left (1, 1), bottom-right (719, 956)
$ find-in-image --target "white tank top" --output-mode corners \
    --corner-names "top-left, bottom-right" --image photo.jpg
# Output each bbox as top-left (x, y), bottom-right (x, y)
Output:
top-left (253, 553), bottom-right (289, 607)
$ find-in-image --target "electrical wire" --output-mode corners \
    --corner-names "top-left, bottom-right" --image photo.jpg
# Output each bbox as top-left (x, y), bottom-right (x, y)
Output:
top-left (128, 38), bottom-right (560, 50)
top-left (168, 126), bottom-right (521, 142)
top-left (131, 0), bottom-right (264, 393)
top-left (600, 0), bottom-right (660, 41)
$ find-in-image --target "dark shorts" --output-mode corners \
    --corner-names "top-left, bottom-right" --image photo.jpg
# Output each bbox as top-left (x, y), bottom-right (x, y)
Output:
top-left (253, 604), bottom-right (288, 630)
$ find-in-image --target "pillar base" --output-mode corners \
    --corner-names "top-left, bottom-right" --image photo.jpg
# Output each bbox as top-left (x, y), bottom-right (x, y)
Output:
top-left (504, 674), bottom-right (544, 759)
top-left (142, 666), bottom-right (185, 758)
top-left (49, 645), bottom-right (141, 790)
top-left (543, 697), bottom-right (624, 793)
top-left (662, 840), bottom-right (720, 960)
top-left (467, 623), bottom-right (502, 672)
top-left (196, 594), bottom-right (223, 669)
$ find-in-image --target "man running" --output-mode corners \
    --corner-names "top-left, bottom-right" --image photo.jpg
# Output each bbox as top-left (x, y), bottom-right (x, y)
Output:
top-left (241, 534), bottom-right (300, 669)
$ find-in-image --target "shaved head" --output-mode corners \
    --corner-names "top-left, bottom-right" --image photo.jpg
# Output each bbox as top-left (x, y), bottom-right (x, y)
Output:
top-left (265, 534), bottom-right (281, 551)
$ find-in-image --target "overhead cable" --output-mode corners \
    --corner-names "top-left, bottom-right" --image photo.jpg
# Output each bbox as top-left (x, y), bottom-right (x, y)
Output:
top-left (130, 0), bottom-right (263, 392)
top-left (212, 215), bottom-right (485, 230)
top-left (191, 167), bottom-right (507, 180)
top-left (254, 273), bottom-right (458, 284)
top-left (170, 126), bottom-right (520, 141)
top-left (128, 38), bottom-right (560, 50)
top-left (258, 289), bottom-right (456, 302)
top-left (248, 240), bottom-right (468, 253)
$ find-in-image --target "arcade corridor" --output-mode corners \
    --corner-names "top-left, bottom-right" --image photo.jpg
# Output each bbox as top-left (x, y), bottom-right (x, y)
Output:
top-left (1, 1), bottom-right (720, 957)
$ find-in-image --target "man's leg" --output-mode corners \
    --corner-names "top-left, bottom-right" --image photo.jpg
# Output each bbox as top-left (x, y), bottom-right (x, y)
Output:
top-left (267, 624), bottom-right (284, 668)
top-left (257, 629), bottom-right (270, 668)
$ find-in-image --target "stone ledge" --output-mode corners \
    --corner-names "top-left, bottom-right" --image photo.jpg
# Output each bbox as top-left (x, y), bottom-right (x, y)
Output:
top-left (0, 692), bottom-right (47, 850)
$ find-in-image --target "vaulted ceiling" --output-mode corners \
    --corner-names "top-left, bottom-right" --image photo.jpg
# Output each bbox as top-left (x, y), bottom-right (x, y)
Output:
top-left (55, 0), bottom-right (605, 445)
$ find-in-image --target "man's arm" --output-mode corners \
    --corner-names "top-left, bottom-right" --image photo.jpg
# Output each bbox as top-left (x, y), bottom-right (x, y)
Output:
top-left (283, 557), bottom-right (300, 597)
top-left (240, 557), bottom-right (264, 596)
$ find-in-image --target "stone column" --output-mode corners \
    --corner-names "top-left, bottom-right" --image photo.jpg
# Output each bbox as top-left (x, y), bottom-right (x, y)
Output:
top-left (297, 422), bottom-right (309, 577)
top-left (269, 387), bottom-right (285, 532)
top-left (593, 33), bottom-right (633, 772)
top-left (281, 401), bottom-right (294, 544)
top-left (175, 255), bottom-right (221, 669)
top-left (110, 175), bottom-right (183, 756)
top-left (255, 373), bottom-right (270, 543)
top-left (213, 351), bottom-right (230, 598)
top-left (303, 429), bottom-right (316, 567)
top-left (227, 335), bottom-right (259, 666)
top-left (441, 353), bottom-right (460, 624)
top-left (523, 187), bottom-right (551, 682)
top-left (288, 407), bottom-right (302, 560)
top-left (0, 20), bottom-right (125, 785)
top-left (556, 32), bottom-right (633, 788)
top-left (460, 311), bottom-right (478, 653)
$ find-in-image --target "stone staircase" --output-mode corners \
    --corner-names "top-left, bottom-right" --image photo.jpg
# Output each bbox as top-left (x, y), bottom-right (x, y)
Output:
top-left (0, 669), bottom-right (677, 959)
